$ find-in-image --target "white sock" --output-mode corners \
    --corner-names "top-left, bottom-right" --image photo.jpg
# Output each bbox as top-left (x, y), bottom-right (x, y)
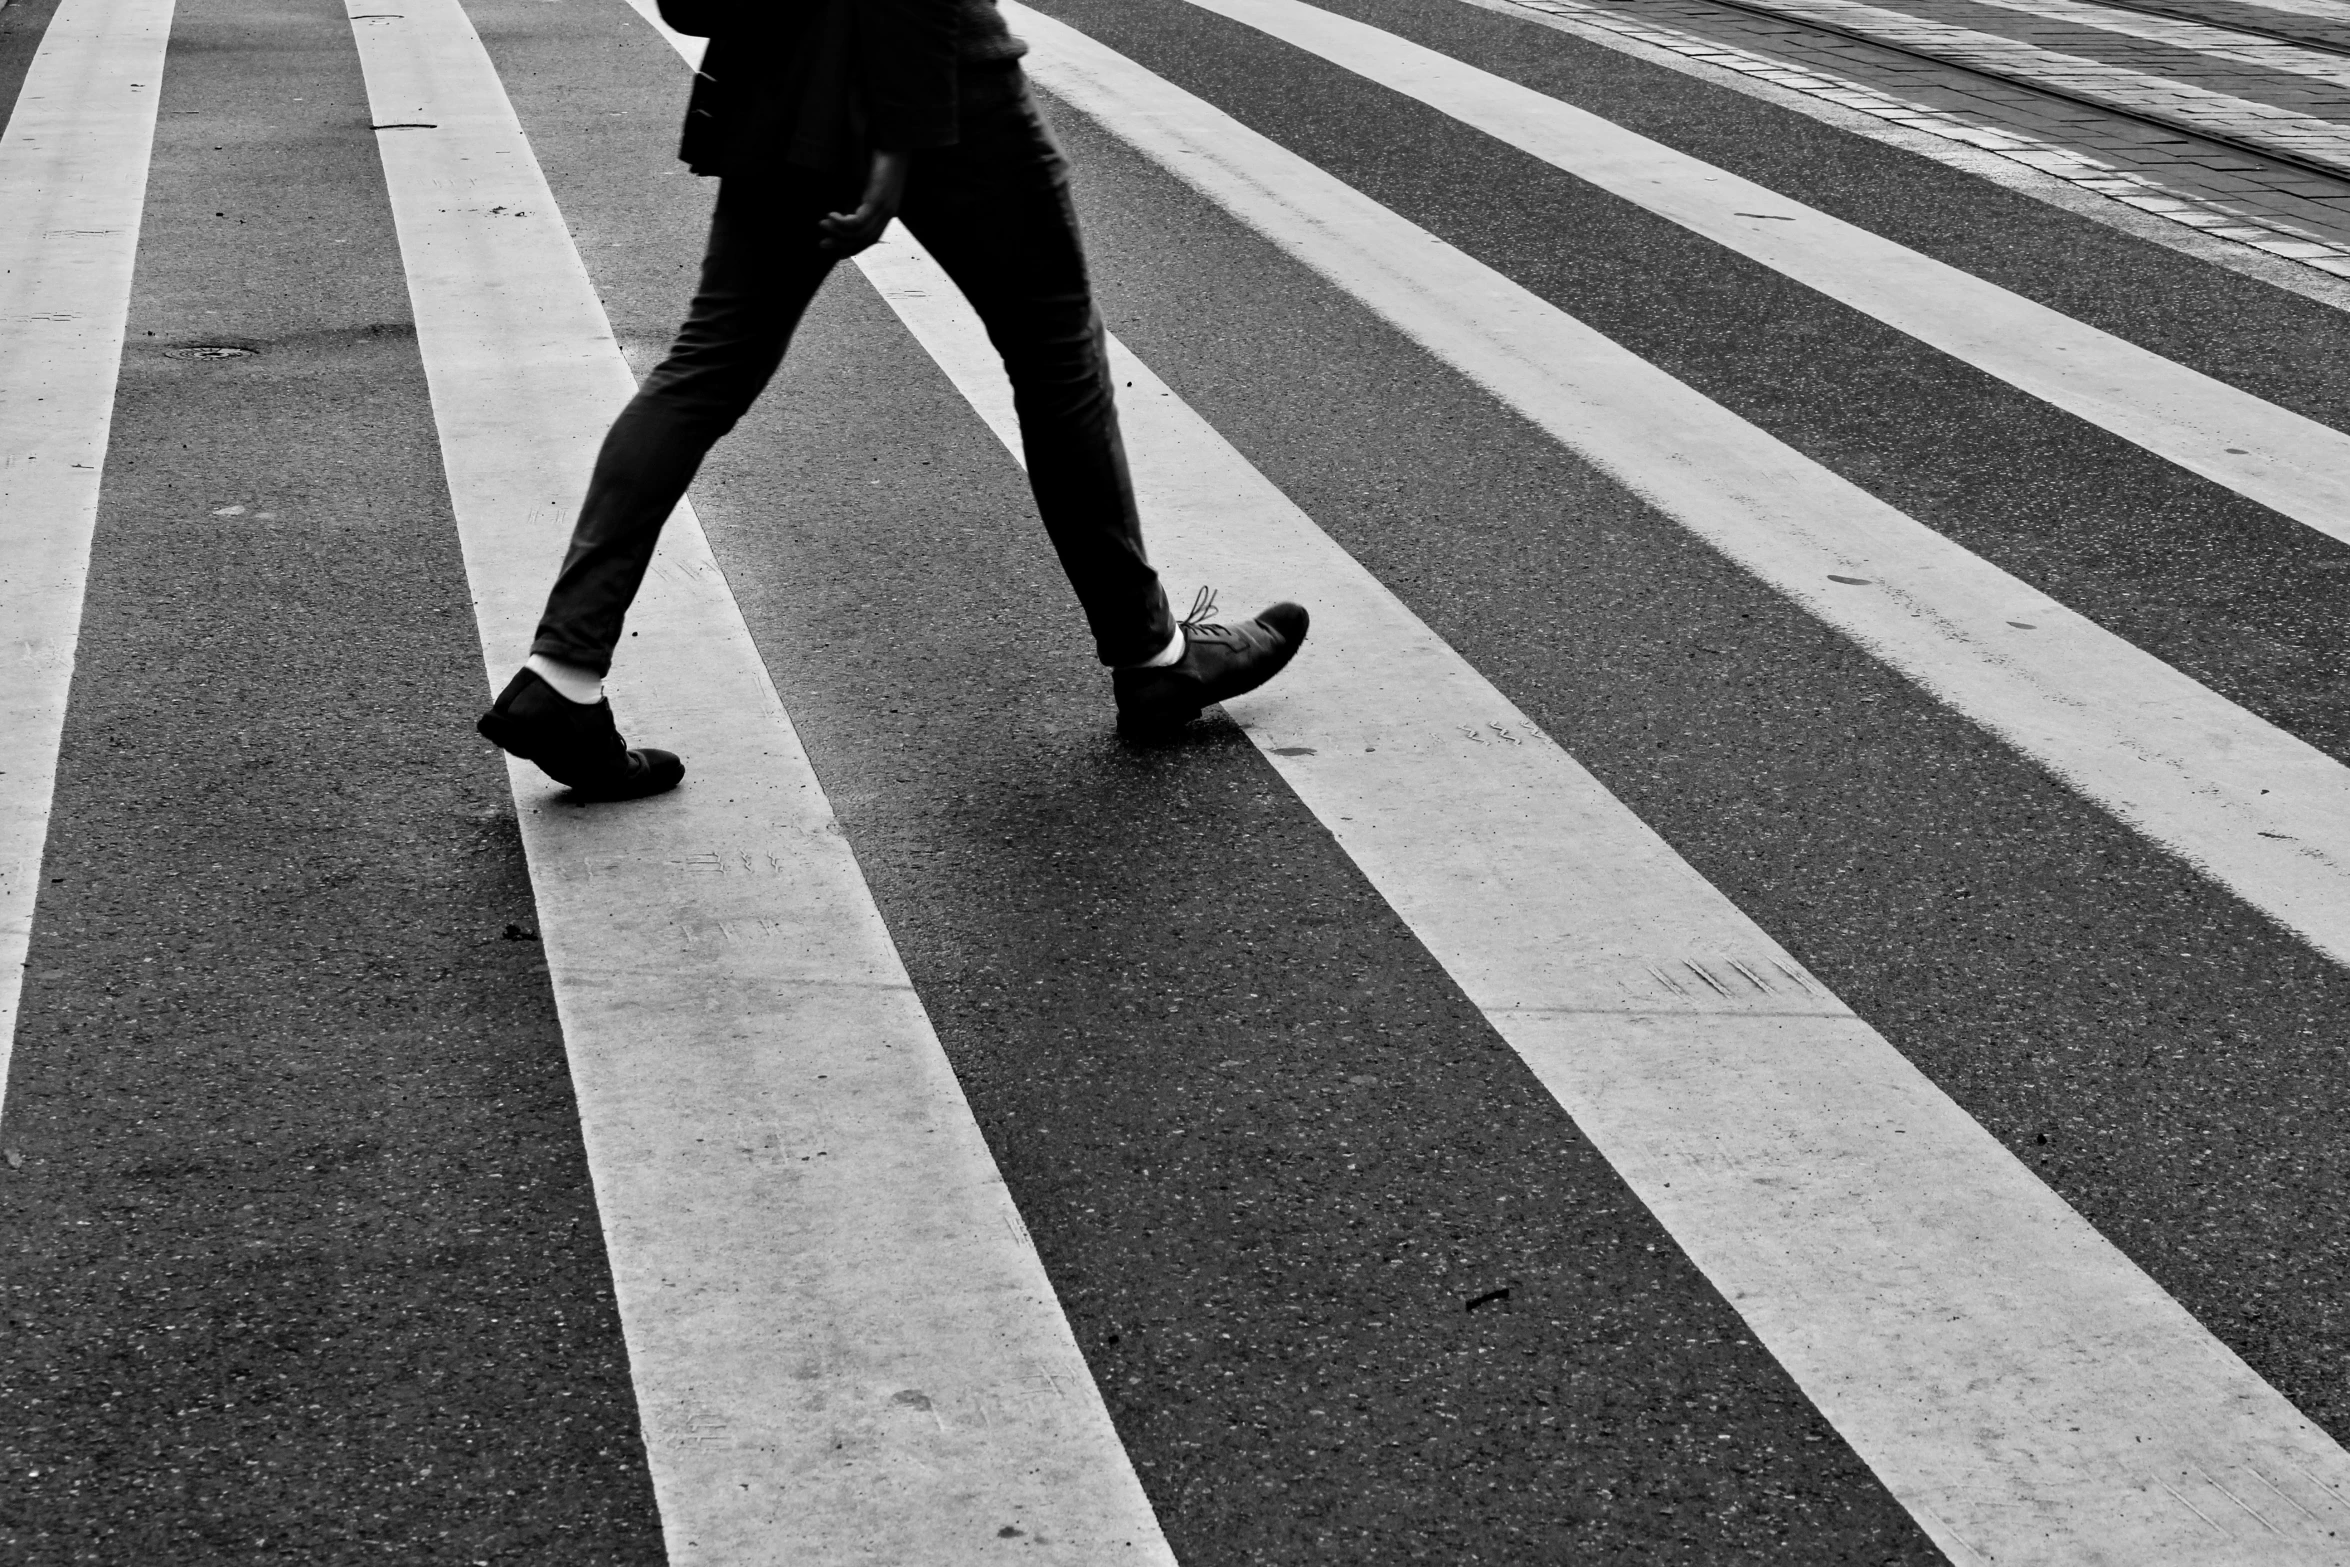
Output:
top-left (1135, 625), bottom-right (1186, 669)
top-left (525, 653), bottom-right (605, 705)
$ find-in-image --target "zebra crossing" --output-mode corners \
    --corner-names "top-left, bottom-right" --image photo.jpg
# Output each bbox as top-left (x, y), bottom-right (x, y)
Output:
top-left (1023, 0), bottom-right (2350, 986)
top-left (348, 0), bottom-right (1169, 1554)
top-left (1494, 0), bottom-right (2350, 276)
top-left (1639, 0), bottom-right (2350, 170)
top-left (868, 204), bottom-right (2350, 1564)
top-left (9, 0), bottom-right (2350, 1557)
top-left (1166, 0), bottom-right (2350, 538)
top-left (1941, 0), bottom-right (2350, 79)
top-left (0, 0), bottom-right (171, 1111)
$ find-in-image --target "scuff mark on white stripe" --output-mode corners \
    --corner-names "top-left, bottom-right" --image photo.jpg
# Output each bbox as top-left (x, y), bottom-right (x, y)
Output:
top-left (346, 0), bottom-right (1171, 1559)
top-left (0, 0), bottom-right (176, 1118)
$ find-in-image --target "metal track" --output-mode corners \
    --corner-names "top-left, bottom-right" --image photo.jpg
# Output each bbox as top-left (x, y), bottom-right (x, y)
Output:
top-left (2064, 0), bottom-right (2350, 60)
top-left (1628, 0), bottom-right (2350, 185)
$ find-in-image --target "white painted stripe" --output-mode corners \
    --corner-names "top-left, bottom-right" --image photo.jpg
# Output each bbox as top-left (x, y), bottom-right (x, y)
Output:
top-left (344, 1), bottom-right (1170, 1560)
top-left (2227, 0), bottom-right (2350, 25)
top-left (1012, 0), bottom-right (2350, 974)
top-left (1464, 0), bottom-right (2350, 302)
top-left (615, 0), bottom-right (701, 64)
top-left (0, 0), bottom-right (173, 1117)
top-left (610, 1), bottom-right (2350, 1552)
top-left (1182, 0), bottom-right (2350, 550)
top-left (1697, 0), bottom-right (2350, 160)
top-left (854, 217), bottom-right (2350, 1565)
top-left (607, 0), bottom-right (2350, 1550)
top-left (1951, 0), bottom-right (2350, 84)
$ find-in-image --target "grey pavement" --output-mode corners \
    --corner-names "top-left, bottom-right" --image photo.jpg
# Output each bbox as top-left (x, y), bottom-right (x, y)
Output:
top-left (7, 0), bottom-right (2350, 1560)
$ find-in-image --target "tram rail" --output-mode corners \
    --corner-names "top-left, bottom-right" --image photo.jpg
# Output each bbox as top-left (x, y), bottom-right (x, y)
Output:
top-left (2078, 0), bottom-right (2350, 58)
top-left (1563, 0), bottom-right (2350, 186)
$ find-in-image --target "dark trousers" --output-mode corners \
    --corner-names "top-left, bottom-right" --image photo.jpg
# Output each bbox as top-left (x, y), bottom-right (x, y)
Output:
top-left (530, 72), bottom-right (1176, 676)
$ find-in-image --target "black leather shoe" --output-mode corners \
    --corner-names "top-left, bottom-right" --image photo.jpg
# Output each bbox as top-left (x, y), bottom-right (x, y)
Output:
top-left (476, 668), bottom-right (685, 802)
top-left (1113, 590), bottom-right (1310, 738)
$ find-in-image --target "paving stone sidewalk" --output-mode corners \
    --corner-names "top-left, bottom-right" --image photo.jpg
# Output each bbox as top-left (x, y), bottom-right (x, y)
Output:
top-left (1504, 0), bottom-right (2350, 274)
top-left (1715, 0), bottom-right (2350, 159)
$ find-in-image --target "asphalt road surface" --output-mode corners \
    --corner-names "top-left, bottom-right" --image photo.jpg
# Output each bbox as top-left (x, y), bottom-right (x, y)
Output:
top-left (6, 0), bottom-right (2350, 1561)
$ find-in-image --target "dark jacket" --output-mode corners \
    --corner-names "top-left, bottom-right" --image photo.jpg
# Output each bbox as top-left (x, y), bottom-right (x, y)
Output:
top-left (656, 0), bottom-right (961, 180)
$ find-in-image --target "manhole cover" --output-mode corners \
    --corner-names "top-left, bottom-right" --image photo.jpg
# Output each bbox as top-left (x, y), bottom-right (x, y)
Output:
top-left (164, 344), bottom-right (256, 360)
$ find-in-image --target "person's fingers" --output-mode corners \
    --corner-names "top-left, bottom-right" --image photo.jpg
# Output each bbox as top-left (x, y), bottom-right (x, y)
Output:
top-left (816, 152), bottom-right (905, 253)
top-left (816, 209), bottom-right (869, 246)
top-left (815, 202), bottom-right (887, 256)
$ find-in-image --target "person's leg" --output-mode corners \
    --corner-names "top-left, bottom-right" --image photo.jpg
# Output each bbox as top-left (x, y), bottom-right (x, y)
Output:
top-left (898, 79), bottom-right (1177, 670)
top-left (900, 74), bottom-right (1307, 735)
top-left (528, 172), bottom-right (844, 677)
top-left (481, 170), bottom-right (846, 796)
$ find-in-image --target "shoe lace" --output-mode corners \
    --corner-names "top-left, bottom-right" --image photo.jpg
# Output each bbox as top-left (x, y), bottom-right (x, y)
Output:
top-left (1180, 585), bottom-right (1226, 636)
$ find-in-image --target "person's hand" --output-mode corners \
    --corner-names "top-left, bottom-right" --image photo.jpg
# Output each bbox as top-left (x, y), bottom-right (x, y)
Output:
top-left (817, 149), bottom-right (911, 257)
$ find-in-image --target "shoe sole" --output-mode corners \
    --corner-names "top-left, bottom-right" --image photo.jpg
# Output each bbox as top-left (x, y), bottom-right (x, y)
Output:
top-left (476, 709), bottom-right (583, 779)
top-left (477, 710), bottom-right (683, 800)
top-left (1116, 623), bottom-right (1306, 738)
top-left (476, 709), bottom-right (532, 759)
top-left (566, 772), bottom-right (684, 803)
top-left (1116, 702), bottom-right (1206, 740)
